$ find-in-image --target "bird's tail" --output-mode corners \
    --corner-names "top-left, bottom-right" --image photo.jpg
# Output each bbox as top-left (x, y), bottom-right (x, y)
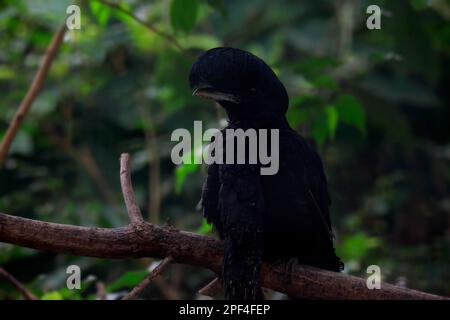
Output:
top-left (221, 231), bottom-right (264, 300)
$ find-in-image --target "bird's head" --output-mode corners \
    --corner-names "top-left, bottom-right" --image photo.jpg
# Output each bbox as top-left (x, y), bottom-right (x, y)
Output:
top-left (189, 47), bottom-right (289, 123)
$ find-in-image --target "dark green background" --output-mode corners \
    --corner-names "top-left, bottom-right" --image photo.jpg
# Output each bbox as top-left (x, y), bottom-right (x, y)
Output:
top-left (0, 0), bottom-right (449, 299)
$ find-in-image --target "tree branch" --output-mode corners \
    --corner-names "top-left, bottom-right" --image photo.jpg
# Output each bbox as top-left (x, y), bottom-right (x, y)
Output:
top-left (0, 212), bottom-right (446, 300)
top-left (199, 277), bottom-right (221, 297)
top-left (0, 154), bottom-right (447, 300)
top-left (120, 153), bottom-right (144, 224)
top-left (122, 256), bottom-right (173, 300)
top-left (0, 268), bottom-right (39, 300)
top-left (0, 24), bottom-right (66, 167)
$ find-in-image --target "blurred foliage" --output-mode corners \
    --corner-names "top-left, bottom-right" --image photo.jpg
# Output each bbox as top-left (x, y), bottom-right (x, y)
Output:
top-left (0, 0), bottom-right (449, 299)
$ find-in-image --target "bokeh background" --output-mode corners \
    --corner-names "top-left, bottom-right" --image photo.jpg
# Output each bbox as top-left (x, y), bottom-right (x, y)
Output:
top-left (0, 0), bottom-right (449, 299)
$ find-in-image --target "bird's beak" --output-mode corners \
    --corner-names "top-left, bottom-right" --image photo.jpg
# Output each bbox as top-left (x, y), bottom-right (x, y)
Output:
top-left (192, 88), bottom-right (240, 103)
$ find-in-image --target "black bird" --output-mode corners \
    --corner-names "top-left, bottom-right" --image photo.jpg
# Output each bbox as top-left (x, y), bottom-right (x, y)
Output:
top-left (189, 47), bottom-right (343, 300)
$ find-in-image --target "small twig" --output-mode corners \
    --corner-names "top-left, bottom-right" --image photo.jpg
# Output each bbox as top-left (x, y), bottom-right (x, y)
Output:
top-left (122, 256), bottom-right (173, 300)
top-left (120, 153), bottom-right (144, 224)
top-left (0, 24), bottom-right (66, 167)
top-left (0, 268), bottom-right (39, 300)
top-left (94, 0), bottom-right (191, 57)
top-left (198, 277), bottom-right (222, 297)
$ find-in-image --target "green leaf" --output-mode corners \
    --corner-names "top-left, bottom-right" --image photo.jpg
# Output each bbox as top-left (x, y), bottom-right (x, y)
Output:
top-left (325, 105), bottom-right (338, 139)
top-left (289, 94), bottom-right (325, 109)
top-left (41, 291), bottom-right (63, 300)
top-left (41, 287), bottom-right (83, 300)
top-left (0, 246), bottom-right (36, 265)
top-left (0, 66), bottom-right (15, 79)
top-left (286, 106), bottom-right (303, 128)
top-left (337, 232), bottom-right (381, 261)
top-left (287, 95), bottom-right (325, 129)
top-left (90, 1), bottom-right (110, 27)
top-left (175, 142), bottom-right (203, 194)
top-left (292, 56), bottom-right (338, 77)
top-left (110, 1), bottom-right (134, 26)
top-left (30, 29), bottom-right (52, 46)
top-left (179, 34), bottom-right (221, 50)
top-left (410, 0), bottom-right (428, 11)
top-left (196, 219), bottom-right (213, 234)
top-left (175, 162), bottom-right (199, 194)
top-left (311, 105), bottom-right (338, 146)
top-left (335, 94), bottom-right (366, 133)
top-left (170, 0), bottom-right (199, 33)
top-left (311, 117), bottom-right (328, 146)
top-left (106, 270), bottom-right (148, 292)
top-left (310, 74), bottom-right (338, 89)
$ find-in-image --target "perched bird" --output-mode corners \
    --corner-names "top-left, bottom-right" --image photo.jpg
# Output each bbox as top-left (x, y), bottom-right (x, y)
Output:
top-left (189, 47), bottom-right (343, 300)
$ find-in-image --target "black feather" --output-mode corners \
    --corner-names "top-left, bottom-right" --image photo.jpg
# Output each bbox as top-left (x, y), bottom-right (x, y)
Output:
top-left (190, 47), bottom-right (343, 300)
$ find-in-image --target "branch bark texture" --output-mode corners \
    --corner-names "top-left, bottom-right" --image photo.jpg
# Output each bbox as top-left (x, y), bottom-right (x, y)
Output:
top-left (0, 212), bottom-right (446, 300)
top-left (0, 153), bottom-right (446, 300)
top-left (0, 24), bottom-right (66, 166)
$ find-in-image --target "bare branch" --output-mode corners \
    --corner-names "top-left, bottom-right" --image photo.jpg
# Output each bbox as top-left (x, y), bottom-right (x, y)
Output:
top-left (198, 277), bottom-right (222, 297)
top-left (120, 153), bottom-right (144, 224)
top-left (0, 212), bottom-right (446, 300)
top-left (0, 154), bottom-right (447, 300)
top-left (122, 256), bottom-right (173, 300)
top-left (0, 24), bottom-right (66, 167)
top-left (0, 268), bottom-right (39, 300)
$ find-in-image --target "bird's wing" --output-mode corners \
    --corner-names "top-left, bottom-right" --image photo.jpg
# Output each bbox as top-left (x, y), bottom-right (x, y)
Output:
top-left (289, 131), bottom-right (333, 239)
top-left (286, 131), bottom-right (343, 271)
top-left (200, 162), bottom-right (222, 235)
top-left (305, 144), bottom-right (334, 238)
